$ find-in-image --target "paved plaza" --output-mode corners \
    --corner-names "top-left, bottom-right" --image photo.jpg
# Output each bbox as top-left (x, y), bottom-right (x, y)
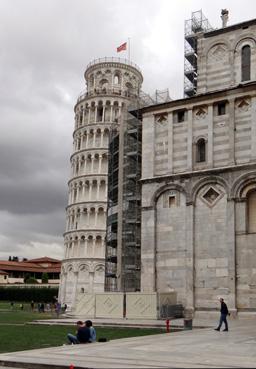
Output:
top-left (0, 317), bottom-right (256, 368)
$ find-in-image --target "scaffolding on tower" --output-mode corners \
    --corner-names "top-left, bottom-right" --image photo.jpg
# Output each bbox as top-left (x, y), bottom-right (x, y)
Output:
top-left (105, 89), bottom-right (171, 292)
top-left (184, 10), bottom-right (213, 97)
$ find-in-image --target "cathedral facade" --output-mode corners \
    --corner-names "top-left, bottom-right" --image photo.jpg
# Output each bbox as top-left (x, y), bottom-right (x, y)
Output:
top-left (140, 16), bottom-right (256, 314)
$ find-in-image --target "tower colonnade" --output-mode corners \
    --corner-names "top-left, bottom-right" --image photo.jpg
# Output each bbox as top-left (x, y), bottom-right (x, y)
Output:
top-left (59, 58), bottom-right (143, 308)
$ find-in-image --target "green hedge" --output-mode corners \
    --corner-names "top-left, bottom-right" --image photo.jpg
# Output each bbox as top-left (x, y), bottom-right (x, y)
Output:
top-left (0, 287), bottom-right (59, 302)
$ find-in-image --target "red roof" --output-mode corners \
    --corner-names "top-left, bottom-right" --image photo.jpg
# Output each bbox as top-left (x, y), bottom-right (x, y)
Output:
top-left (0, 270), bottom-right (8, 275)
top-left (0, 260), bottom-right (61, 273)
top-left (27, 257), bottom-right (61, 264)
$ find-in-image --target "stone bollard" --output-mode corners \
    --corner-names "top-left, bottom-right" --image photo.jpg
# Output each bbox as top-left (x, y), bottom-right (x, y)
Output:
top-left (183, 308), bottom-right (194, 330)
top-left (166, 319), bottom-right (170, 333)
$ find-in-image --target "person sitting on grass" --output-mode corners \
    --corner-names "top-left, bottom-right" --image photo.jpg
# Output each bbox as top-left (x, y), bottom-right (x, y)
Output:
top-left (85, 320), bottom-right (96, 343)
top-left (67, 321), bottom-right (91, 344)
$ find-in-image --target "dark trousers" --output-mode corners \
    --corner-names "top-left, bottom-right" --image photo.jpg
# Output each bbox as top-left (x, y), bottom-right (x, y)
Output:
top-left (217, 313), bottom-right (228, 330)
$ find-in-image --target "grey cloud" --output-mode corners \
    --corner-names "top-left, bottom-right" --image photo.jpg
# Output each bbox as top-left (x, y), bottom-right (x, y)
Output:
top-left (0, 0), bottom-right (256, 259)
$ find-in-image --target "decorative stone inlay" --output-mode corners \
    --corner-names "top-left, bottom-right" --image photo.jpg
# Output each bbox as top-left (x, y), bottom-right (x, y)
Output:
top-left (104, 297), bottom-right (115, 309)
top-left (133, 297), bottom-right (151, 314)
top-left (195, 106), bottom-right (207, 119)
top-left (236, 98), bottom-right (251, 112)
top-left (209, 44), bottom-right (228, 61)
top-left (200, 186), bottom-right (224, 207)
top-left (155, 113), bottom-right (168, 123)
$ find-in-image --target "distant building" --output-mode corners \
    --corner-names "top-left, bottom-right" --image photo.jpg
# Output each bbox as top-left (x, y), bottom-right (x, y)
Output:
top-left (0, 257), bottom-right (61, 284)
top-left (0, 270), bottom-right (8, 284)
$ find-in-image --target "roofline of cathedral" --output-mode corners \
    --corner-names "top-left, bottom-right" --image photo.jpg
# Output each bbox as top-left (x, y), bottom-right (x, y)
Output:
top-left (204, 18), bottom-right (256, 38)
top-left (138, 81), bottom-right (256, 115)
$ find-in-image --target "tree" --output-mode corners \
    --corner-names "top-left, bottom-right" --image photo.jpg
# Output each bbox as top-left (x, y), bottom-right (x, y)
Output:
top-left (24, 274), bottom-right (38, 284)
top-left (41, 273), bottom-right (49, 284)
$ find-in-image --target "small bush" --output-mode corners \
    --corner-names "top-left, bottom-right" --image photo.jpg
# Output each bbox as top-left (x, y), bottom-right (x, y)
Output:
top-left (25, 277), bottom-right (38, 284)
top-left (0, 287), bottom-right (59, 302)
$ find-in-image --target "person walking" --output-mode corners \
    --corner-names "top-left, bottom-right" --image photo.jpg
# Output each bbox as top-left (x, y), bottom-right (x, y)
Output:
top-left (214, 298), bottom-right (230, 332)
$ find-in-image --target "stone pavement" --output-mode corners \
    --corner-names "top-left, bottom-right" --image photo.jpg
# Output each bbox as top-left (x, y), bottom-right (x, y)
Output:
top-left (0, 317), bottom-right (256, 368)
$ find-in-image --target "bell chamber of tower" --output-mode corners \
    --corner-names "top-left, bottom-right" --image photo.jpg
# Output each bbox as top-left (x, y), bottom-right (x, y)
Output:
top-left (59, 57), bottom-right (143, 309)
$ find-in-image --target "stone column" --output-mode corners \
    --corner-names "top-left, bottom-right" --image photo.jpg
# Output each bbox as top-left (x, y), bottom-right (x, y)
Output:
top-left (77, 239), bottom-right (81, 258)
top-left (66, 215), bottom-right (70, 232)
top-left (70, 188), bottom-right (73, 203)
top-left (185, 202), bottom-right (195, 315)
top-left (95, 105), bottom-right (98, 123)
top-left (93, 130), bottom-right (96, 147)
top-left (92, 238), bottom-right (96, 257)
top-left (187, 109), bottom-right (193, 171)
top-left (82, 182), bottom-right (86, 199)
top-left (110, 104), bottom-right (113, 122)
top-left (87, 210), bottom-right (90, 227)
top-left (81, 134), bottom-right (84, 149)
top-left (86, 132), bottom-right (89, 148)
top-left (88, 107), bottom-right (91, 124)
top-left (229, 50), bottom-right (235, 86)
top-left (207, 104), bottom-right (213, 168)
top-left (95, 209), bottom-right (98, 227)
top-left (59, 272), bottom-right (67, 304)
top-left (84, 239), bottom-right (88, 257)
top-left (96, 181), bottom-right (100, 201)
top-left (64, 242), bottom-right (67, 258)
top-left (82, 108), bottom-right (85, 124)
top-left (85, 156), bottom-right (89, 173)
top-left (235, 199), bottom-right (246, 233)
top-left (68, 243), bottom-right (72, 258)
top-left (251, 96), bottom-right (256, 161)
top-left (100, 130), bottom-right (104, 147)
top-left (71, 270), bottom-right (79, 309)
top-left (102, 105), bottom-right (105, 123)
top-left (88, 181), bottom-right (92, 201)
top-left (71, 240), bottom-right (75, 258)
top-left (226, 198), bottom-right (237, 315)
top-left (167, 112), bottom-right (173, 174)
top-left (228, 98), bottom-right (235, 165)
top-left (141, 205), bottom-right (156, 292)
top-left (105, 181), bottom-right (108, 198)
top-left (98, 155), bottom-right (102, 173)
top-left (91, 156), bottom-right (95, 173)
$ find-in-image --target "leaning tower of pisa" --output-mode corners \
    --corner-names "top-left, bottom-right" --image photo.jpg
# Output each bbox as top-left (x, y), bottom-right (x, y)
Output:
top-left (59, 57), bottom-right (143, 309)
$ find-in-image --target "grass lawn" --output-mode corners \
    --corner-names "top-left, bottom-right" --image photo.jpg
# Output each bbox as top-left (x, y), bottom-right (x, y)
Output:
top-left (0, 304), bottom-right (166, 353)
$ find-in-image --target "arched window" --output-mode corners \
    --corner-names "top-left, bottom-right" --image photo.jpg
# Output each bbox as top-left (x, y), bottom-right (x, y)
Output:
top-left (247, 190), bottom-right (256, 232)
top-left (241, 45), bottom-right (251, 81)
top-left (114, 74), bottom-right (120, 84)
top-left (196, 139), bottom-right (206, 163)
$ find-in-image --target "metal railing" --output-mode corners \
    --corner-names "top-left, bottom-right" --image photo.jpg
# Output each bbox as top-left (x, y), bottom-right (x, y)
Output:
top-left (76, 87), bottom-right (139, 103)
top-left (86, 57), bottom-right (142, 74)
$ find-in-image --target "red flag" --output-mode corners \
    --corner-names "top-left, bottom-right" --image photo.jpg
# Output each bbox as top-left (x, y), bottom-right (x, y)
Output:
top-left (117, 42), bottom-right (127, 53)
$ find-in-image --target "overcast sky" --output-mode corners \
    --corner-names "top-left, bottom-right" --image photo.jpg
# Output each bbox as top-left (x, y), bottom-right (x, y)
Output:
top-left (0, 0), bottom-right (256, 261)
